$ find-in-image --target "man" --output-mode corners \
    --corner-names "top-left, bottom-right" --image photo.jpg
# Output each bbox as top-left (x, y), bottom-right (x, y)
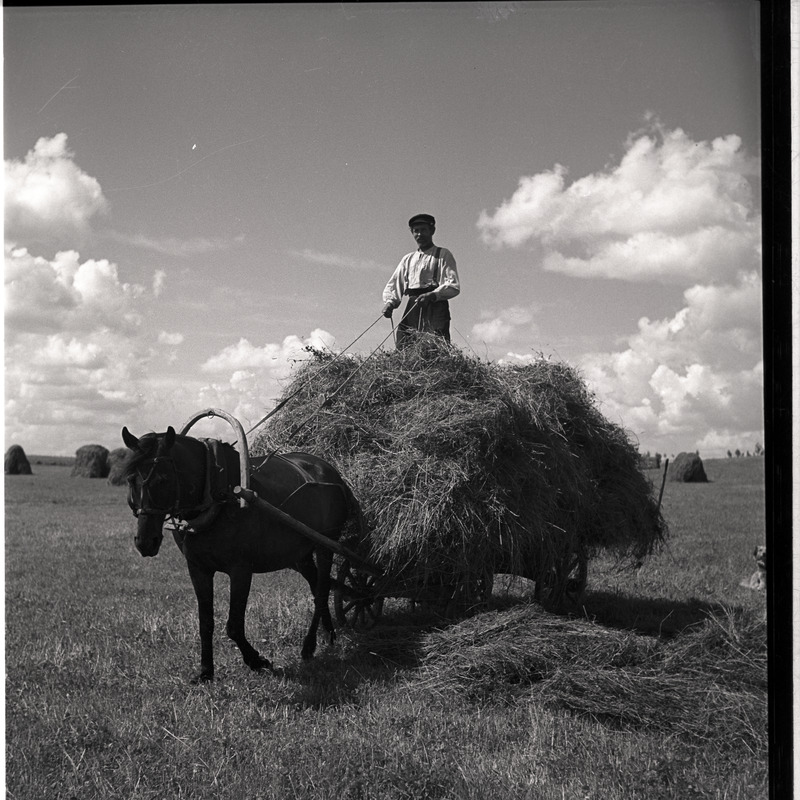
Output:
top-left (381, 213), bottom-right (460, 349)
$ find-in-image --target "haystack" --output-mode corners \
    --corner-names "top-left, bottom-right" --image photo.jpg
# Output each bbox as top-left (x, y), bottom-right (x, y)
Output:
top-left (254, 338), bottom-right (665, 600)
top-left (71, 444), bottom-right (110, 478)
top-left (107, 447), bottom-right (133, 485)
top-left (668, 452), bottom-right (708, 483)
top-left (4, 444), bottom-right (32, 475)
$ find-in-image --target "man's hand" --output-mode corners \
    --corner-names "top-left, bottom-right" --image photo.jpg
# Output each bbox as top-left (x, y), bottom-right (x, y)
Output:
top-left (382, 302), bottom-right (395, 318)
top-left (417, 292), bottom-right (437, 305)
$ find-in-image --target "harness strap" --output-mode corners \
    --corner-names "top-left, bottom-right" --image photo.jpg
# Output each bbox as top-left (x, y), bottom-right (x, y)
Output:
top-left (170, 439), bottom-right (231, 532)
top-left (252, 452), bottom-right (350, 518)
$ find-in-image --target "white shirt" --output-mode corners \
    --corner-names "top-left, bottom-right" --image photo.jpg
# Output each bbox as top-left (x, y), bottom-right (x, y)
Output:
top-left (382, 246), bottom-right (460, 307)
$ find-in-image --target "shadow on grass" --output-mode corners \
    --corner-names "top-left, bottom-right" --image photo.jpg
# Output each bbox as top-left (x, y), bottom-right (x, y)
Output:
top-left (272, 606), bottom-right (459, 707)
top-left (576, 589), bottom-right (733, 637)
top-left (261, 590), bottom-right (750, 709)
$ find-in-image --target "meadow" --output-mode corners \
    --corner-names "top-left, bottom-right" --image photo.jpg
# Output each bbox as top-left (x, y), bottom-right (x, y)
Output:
top-left (5, 457), bottom-right (766, 799)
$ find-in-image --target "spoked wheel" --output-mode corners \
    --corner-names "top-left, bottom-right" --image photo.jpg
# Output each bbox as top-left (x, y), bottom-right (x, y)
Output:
top-left (333, 560), bottom-right (384, 629)
top-left (535, 546), bottom-right (588, 611)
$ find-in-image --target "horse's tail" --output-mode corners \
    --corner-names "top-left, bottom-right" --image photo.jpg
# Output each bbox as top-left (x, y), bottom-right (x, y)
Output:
top-left (340, 481), bottom-right (368, 546)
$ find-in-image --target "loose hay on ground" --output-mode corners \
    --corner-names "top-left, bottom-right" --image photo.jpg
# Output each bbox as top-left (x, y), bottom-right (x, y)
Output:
top-left (412, 603), bottom-right (766, 754)
top-left (254, 338), bottom-right (666, 601)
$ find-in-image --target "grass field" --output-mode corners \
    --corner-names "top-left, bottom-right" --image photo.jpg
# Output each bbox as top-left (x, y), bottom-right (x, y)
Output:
top-left (5, 457), bottom-right (767, 799)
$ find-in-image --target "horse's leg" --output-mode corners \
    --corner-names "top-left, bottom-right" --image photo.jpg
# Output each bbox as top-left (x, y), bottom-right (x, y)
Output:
top-left (294, 554), bottom-right (322, 660)
top-left (296, 549), bottom-right (336, 660)
top-left (227, 567), bottom-right (273, 673)
top-left (314, 547), bottom-right (336, 645)
top-left (187, 565), bottom-right (215, 683)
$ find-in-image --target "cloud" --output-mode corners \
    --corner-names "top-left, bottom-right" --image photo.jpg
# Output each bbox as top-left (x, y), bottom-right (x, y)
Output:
top-left (5, 133), bottom-right (108, 249)
top-left (202, 328), bottom-right (336, 375)
top-left (158, 331), bottom-right (184, 346)
top-left (5, 245), bottom-right (145, 335)
top-left (104, 230), bottom-right (243, 257)
top-left (3, 243), bottom-right (161, 453)
top-left (471, 305), bottom-right (538, 344)
top-left (477, 118), bottom-right (760, 283)
top-left (2, 134), bottom-right (345, 454)
top-left (290, 249), bottom-right (388, 272)
top-left (497, 352), bottom-right (537, 365)
top-left (152, 269), bottom-right (167, 297)
top-left (577, 270), bottom-right (763, 456)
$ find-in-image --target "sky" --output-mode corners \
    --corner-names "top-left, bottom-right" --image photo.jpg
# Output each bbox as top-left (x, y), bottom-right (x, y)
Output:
top-left (3, 1), bottom-right (764, 458)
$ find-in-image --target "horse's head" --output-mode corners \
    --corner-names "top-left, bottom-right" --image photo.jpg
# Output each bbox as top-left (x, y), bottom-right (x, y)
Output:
top-left (121, 426), bottom-right (181, 557)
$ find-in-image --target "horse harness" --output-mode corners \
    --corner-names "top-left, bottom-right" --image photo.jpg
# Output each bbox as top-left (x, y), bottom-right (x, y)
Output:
top-left (128, 438), bottom-right (235, 532)
top-left (129, 442), bottom-right (350, 535)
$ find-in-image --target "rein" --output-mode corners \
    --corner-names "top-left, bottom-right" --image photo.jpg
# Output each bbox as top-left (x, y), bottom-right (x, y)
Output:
top-left (281, 303), bottom-right (432, 444)
top-left (244, 313), bottom-right (388, 437)
top-left (244, 304), bottom-right (428, 444)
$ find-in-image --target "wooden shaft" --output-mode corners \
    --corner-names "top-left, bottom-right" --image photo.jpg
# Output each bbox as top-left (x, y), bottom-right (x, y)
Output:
top-left (232, 486), bottom-right (382, 577)
top-left (656, 458), bottom-right (669, 513)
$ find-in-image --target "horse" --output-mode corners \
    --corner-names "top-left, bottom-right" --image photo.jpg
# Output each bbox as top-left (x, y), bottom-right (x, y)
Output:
top-left (121, 425), bottom-right (361, 682)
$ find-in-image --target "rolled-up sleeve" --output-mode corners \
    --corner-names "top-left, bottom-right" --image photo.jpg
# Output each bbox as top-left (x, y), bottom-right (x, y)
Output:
top-left (435, 249), bottom-right (460, 300)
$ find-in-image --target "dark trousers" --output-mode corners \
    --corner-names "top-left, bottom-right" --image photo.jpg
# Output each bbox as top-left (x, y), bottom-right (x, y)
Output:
top-left (396, 290), bottom-right (451, 350)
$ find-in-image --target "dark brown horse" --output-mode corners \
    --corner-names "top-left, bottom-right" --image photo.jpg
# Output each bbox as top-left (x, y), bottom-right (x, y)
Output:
top-left (121, 426), bottom-right (361, 682)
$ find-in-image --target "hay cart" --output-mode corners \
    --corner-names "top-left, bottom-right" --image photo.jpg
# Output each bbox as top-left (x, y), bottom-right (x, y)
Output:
top-left (327, 535), bottom-right (589, 629)
top-left (182, 408), bottom-right (588, 630)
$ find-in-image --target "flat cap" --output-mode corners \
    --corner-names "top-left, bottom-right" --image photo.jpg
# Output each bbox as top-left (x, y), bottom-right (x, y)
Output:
top-left (408, 213), bottom-right (436, 228)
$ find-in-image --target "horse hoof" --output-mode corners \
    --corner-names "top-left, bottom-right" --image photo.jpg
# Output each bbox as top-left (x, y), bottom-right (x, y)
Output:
top-left (250, 657), bottom-right (274, 674)
top-left (191, 673), bottom-right (214, 684)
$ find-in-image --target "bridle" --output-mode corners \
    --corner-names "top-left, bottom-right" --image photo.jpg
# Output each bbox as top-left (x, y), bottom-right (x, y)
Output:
top-left (127, 446), bottom-right (224, 527)
top-left (127, 454), bottom-right (184, 519)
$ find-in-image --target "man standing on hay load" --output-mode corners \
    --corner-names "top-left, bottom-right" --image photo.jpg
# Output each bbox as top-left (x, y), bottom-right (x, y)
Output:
top-left (381, 213), bottom-right (460, 349)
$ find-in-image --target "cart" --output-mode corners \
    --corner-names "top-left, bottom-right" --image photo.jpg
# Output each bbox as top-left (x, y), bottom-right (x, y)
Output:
top-left (330, 540), bottom-right (588, 629)
top-left (181, 408), bottom-right (588, 629)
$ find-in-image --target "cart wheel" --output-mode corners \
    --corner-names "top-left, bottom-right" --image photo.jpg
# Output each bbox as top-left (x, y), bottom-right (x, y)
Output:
top-left (334, 560), bottom-right (384, 629)
top-left (536, 547), bottom-right (587, 610)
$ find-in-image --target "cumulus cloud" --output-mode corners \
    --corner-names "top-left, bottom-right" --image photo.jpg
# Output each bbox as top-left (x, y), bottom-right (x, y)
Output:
top-left (202, 328), bottom-right (336, 375)
top-left (5, 133), bottom-right (108, 249)
top-left (477, 117), bottom-right (760, 284)
top-left (471, 305), bottom-right (538, 344)
top-left (3, 138), bottom-right (167, 453)
top-left (127, 329), bottom-right (338, 437)
top-left (3, 134), bottom-right (344, 454)
top-left (3, 243), bottom-right (158, 453)
top-left (577, 271), bottom-right (763, 456)
top-left (5, 245), bottom-right (144, 335)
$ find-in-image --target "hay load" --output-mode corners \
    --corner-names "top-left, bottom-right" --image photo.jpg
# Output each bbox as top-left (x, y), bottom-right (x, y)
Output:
top-left (107, 447), bottom-right (133, 486)
top-left (4, 444), bottom-right (33, 475)
top-left (668, 452), bottom-right (708, 483)
top-left (71, 444), bottom-right (110, 479)
top-left (254, 338), bottom-right (666, 600)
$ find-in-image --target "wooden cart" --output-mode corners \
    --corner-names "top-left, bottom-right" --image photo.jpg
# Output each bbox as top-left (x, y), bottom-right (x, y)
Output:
top-left (181, 407), bottom-right (587, 629)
